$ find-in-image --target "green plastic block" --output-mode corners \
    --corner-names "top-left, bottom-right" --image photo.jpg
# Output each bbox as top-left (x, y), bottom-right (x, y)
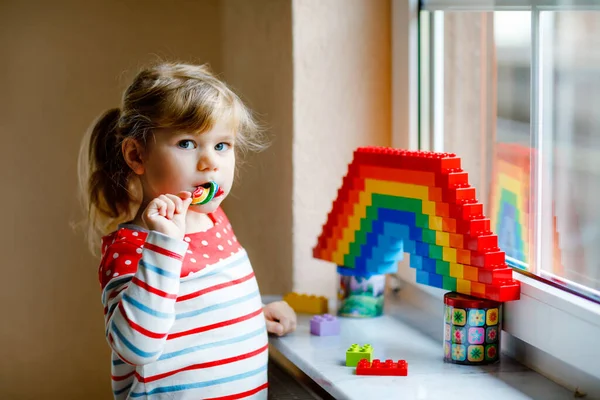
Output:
top-left (435, 260), bottom-right (450, 276)
top-left (422, 228), bottom-right (437, 244)
top-left (443, 275), bottom-right (457, 291)
top-left (416, 214), bottom-right (429, 229)
top-left (346, 344), bottom-right (373, 367)
top-left (429, 244), bottom-right (443, 260)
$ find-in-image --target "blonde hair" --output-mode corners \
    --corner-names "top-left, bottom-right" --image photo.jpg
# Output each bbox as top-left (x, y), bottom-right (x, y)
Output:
top-left (77, 62), bottom-right (266, 254)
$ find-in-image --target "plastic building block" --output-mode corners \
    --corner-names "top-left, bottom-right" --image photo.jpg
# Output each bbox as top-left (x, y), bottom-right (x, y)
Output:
top-left (356, 359), bottom-right (408, 376)
top-left (283, 292), bottom-right (328, 314)
top-left (346, 344), bottom-right (373, 367)
top-left (310, 314), bottom-right (340, 336)
top-left (312, 146), bottom-right (521, 302)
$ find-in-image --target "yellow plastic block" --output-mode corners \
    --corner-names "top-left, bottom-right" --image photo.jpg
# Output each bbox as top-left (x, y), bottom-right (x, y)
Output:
top-left (442, 247), bottom-right (457, 263)
top-left (332, 252), bottom-right (345, 266)
top-left (436, 231), bottom-right (450, 247)
top-left (429, 215), bottom-right (443, 231)
top-left (283, 292), bottom-right (328, 314)
top-left (422, 200), bottom-right (436, 216)
top-left (456, 279), bottom-right (471, 295)
top-left (450, 263), bottom-right (464, 279)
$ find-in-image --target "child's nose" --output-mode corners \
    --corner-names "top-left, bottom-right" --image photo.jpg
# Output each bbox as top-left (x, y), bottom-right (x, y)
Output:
top-left (197, 152), bottom-right (218, 171)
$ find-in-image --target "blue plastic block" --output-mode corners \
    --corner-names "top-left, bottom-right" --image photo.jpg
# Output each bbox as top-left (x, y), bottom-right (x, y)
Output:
top-left (422, 257), bottom-right (437, 273)
top-left (416, 241), bottom-right (429, 257)
top-left (416, 270), bottom-right (430, 285)
top-left (409, 254), bottom-right (423, 269)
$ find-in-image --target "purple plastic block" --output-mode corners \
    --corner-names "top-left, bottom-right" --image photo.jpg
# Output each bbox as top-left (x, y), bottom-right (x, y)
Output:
top-left (310, 314), bottom-right (340, 336)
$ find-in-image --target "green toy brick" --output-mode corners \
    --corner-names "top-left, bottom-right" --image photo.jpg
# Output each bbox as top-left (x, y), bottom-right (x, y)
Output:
top-left (422, 228), bottom-right (437, 244)
top-left (415, 214), bottom-right (429, 229)
top-left (346, 344), bottom-right (373, 367)
top-left (429, 244), bottom-right (443, 260)
top-left (442, 275), bottom-right (457, 291)
top-left (435, 260), bottom-right (450, 276)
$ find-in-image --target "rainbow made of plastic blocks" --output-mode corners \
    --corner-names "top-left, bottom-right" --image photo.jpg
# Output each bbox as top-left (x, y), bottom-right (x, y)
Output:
top-left (283, 292), bottom-right (328, 314)
top-left (313, 147), bottom-right (520, 302)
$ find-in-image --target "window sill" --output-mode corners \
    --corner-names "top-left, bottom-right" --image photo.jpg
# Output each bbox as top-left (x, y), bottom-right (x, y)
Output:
top-left (394, 261), bottom-right (600, 397)
top-left (268, 296), bottom-right (578, 400)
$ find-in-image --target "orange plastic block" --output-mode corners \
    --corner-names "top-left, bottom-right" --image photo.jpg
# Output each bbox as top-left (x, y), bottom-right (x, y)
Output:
top-left (356, 359), bottom-right (408, 376)
top-left (283, 292), bottom-right (328, 314)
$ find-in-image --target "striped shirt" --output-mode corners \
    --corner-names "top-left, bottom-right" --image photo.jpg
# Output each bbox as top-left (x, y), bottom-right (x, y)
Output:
top-left (98, 207), bottom-right (268, 399)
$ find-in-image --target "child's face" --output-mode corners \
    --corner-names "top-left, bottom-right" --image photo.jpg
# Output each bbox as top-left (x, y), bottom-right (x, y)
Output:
top-left (138, 119), bottom-right (236, 214)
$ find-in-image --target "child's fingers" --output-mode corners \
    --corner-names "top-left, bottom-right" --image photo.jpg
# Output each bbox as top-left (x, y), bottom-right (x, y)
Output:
top-left (164, 194), bottom-right (184, 213)
top-left (159, 195), bottom-right (176, 219)
top-left (265, 320), bottom-right (284, 336)
top-left (146, 198), bottom-right (166, 218)
top-left (177, 191), bottom-right (193, 212)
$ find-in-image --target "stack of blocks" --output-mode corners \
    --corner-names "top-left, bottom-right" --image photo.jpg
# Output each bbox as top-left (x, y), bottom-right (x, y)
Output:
top-left (312, 147), bottom-right (520, 302)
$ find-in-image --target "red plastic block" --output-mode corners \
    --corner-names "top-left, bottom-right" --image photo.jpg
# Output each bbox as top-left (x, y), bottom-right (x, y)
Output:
top-left (485, 279), bottom-right (521, 301)
top-left (456, 218), bottom-right (491, 235)
top-left (354, 147), bottom-right (461, 173)
top-left (437, 170), bottom-right (469, 188)
top-left (448, 202), bottom-right (484, 219)
top-left (470, 249), bottom-right (506, 269)
top-left (478, 266), bottom-right (513, 284)
top-left (356, 359), bottom-right (408, 376)
top-left (464, 232), bottom-right (498, 252)
top-left (439, 186), bottom-right (477, 204)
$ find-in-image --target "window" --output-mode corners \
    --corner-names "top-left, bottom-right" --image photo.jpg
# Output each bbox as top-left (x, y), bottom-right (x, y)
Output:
top-left (420, 1), bottom-right (600, 302)
top-left (392, 0), bottom-right (600, 389)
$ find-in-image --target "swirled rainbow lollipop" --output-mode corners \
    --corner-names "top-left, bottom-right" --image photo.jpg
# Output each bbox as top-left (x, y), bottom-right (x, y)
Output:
top-left (191, 181), bottom-right (219, 205)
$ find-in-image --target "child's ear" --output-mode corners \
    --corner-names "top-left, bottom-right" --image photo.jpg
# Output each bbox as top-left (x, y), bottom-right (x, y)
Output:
top-left (122, 138), bottom-right (145, 175)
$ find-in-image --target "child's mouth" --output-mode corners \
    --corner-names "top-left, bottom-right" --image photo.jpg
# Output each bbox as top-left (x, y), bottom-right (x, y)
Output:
top-left (191, 181), bottom-right (222, 205)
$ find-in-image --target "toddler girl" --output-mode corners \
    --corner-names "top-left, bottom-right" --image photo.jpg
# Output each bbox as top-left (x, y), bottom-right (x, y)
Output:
top-left (78, 62), bottom-right (296, 399)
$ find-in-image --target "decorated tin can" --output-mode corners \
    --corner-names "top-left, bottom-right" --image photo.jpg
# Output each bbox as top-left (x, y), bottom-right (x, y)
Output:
top-left (337, 274), bottom-right (385, 318)
top-left (443, 292), bottom-right (502, 365)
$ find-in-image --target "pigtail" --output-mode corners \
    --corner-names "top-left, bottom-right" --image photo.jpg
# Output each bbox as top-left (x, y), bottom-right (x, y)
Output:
top-left (78, 108), bottom-right (134, 254)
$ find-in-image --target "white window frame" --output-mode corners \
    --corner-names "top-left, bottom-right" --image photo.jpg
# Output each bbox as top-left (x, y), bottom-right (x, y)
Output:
top-left (392, 0), bottom-right (600, 393)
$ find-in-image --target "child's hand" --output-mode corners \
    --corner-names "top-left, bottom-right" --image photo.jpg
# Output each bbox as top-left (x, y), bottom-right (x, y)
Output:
top-left (142, 192), bottom-right (193, 240)
top-left (263, 301), bottom-right (297, 336)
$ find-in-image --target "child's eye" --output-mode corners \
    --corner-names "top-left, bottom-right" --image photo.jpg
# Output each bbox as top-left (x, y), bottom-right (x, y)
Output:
top-left (177, 140), bottom-right (197, 150)
top-left (215, 142), bottom-right (231, 151)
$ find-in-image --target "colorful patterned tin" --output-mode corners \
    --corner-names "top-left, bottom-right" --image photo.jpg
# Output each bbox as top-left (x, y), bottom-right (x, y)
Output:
top-left (443, 292), bottom-right (502, 365)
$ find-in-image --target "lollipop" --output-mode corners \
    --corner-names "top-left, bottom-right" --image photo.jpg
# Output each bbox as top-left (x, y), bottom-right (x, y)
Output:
top-left (191, 181), bottom-right (219, 205)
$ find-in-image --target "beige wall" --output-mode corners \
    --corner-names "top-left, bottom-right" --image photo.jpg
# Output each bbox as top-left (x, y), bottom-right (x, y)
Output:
top-left (220, 0), bottom-right (294, 297)
top-left (292, 0), bottom-right (392, 299)
top-left (0, 0), bottom-right (391, 398)
top-left (0, 1), bottom-right (222, 399)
